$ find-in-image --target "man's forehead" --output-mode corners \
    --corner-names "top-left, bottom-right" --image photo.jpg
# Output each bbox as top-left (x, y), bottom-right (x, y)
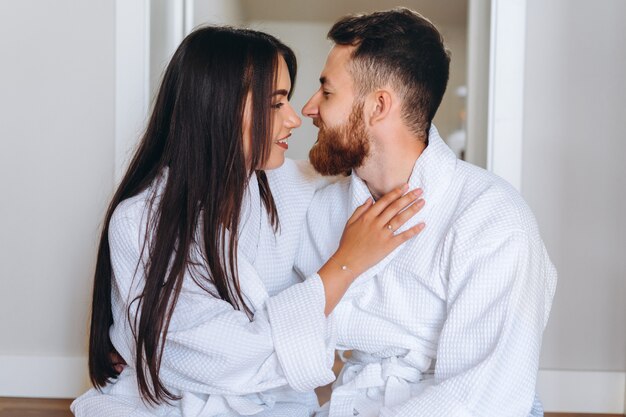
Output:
top-left (326, 45), bottom-right (354, 67)
top-left (320, 45), bottom-right (354, 86)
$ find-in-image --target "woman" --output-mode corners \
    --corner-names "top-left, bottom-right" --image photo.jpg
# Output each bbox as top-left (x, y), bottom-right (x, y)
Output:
top-left (72, 26), bottom-right (425, 417)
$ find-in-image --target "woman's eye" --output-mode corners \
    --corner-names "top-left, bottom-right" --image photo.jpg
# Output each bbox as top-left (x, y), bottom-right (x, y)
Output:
top-left (271, 102), bottom-right (285, 109)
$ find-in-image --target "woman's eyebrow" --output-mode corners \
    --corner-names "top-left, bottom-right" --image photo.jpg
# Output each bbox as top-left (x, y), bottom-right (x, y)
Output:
top-left (271, 89), bottom-right (289, 97)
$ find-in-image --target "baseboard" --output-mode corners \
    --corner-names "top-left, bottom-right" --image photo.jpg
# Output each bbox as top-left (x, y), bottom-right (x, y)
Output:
top-left (1, 357), bottom-right (624, 413)
top-left (0, 355), bottom-right (89, 398)
top-left (538, 369), bottom-right (626, 414)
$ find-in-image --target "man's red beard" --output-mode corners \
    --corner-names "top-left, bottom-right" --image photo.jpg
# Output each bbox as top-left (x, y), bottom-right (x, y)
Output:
top-left (309, 102), bottom-right (370, 176)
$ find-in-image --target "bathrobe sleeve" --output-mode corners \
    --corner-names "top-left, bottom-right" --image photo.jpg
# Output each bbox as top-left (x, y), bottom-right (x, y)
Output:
top-left (108, 209), bottom-right (336, 397)
top-left (381, 224), bottom-right (557, 417)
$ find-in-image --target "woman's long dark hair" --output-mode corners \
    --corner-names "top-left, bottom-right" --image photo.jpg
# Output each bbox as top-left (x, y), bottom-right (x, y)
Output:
top-left (88, 26), bottom-right (297, 405)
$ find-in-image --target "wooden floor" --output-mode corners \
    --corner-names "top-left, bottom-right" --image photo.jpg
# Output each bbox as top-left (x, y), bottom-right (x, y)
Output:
top-left (0, 397), bottom-right (623, 417)
top-left (0, 398), bottom-right (73, 417)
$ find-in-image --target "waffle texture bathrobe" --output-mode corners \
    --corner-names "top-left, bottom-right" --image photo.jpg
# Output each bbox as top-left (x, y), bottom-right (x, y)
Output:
top-left (72, 160), bottom-right (335, 417)
top-left (295, 127), bottom-right (558, 417)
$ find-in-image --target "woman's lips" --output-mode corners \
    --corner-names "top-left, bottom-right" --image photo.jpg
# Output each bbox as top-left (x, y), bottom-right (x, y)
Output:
top-left (274, 133), bottom-right (291, 150)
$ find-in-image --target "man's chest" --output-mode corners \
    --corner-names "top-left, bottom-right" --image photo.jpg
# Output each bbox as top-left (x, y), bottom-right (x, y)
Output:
top-left (332, 246), bottom-right (448, 353)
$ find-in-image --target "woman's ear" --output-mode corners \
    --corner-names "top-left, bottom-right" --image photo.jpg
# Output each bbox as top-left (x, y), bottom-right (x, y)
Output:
top-left (367, 90), bottom-right (393, 126)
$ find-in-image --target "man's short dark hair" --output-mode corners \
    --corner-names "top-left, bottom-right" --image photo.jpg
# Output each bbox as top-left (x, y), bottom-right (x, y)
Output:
top-left (328, 8), bottom-right (450, 139)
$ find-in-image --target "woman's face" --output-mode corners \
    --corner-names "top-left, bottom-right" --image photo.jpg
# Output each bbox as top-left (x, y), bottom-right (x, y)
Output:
top-left (243, 56), bottom-right (302, 170)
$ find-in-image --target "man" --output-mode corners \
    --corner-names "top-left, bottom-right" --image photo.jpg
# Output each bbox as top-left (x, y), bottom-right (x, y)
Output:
top-left (295, 8), bottom-right (557, 417)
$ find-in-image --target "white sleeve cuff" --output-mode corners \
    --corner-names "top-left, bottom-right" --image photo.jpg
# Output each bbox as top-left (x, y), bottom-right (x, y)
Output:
top-left (266, 273), bottom-right (336, 391)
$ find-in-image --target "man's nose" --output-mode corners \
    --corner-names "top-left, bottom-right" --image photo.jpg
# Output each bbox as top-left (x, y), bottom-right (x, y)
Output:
top-left (302, 91), bottom-right (320, 118)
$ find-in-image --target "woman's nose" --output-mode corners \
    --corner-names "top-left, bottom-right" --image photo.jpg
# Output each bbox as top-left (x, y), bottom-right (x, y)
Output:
top-left (286, 105), bottom-right (302, 128)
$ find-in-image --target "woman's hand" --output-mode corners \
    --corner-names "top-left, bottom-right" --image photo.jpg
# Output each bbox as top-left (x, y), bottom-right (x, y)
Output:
top-left (317, 184), bottom-right (425, 315)
top-left (110, 350), bottom-right (127, 374)
top-left (333, 184), bottom-right (425, 277)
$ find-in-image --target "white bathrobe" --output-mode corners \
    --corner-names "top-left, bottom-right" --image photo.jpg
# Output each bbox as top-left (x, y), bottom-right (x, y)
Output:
top-left (295, 127), bottom-right (558, 417)
top-left (72, 160), bottom-right (335, 417)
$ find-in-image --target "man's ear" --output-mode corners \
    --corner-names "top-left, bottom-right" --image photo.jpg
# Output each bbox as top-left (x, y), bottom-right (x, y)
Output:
top-left (367, 90), bottom-right (393, 126)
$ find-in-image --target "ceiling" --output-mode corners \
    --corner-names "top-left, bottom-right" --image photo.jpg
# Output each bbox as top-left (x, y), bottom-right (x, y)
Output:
top-left (241, 0), bottom-right (468, 27)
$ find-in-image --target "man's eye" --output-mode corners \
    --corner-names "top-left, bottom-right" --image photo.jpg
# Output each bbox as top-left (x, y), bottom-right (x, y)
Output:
top-left (322, 91), bottom-right (331, 97)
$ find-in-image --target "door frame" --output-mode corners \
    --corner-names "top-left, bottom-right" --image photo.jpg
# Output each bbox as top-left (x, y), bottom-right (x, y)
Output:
top-left (486, 0), bottom-right (526, 191)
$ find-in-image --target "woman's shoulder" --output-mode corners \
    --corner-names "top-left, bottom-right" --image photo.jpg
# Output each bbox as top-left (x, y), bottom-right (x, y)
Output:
top-left (266, 158), bottom-right (341, 191)
top-left (110, 172), bottom-right (168, 229)
top-left (108, 174), bottom-right (167, 248)
top-left (107, 195), bottom-right (149, 258)
top-left (111, 189), bottom-right (151, 229)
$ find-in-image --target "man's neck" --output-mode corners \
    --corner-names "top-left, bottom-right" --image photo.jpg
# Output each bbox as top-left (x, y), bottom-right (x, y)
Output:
top-left (355, 138), bottom-right (427, 200)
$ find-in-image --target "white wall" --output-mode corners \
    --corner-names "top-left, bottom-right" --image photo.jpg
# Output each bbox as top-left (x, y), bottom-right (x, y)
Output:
top-left (193, 0), bottom-right (244, 27)
top-left (0, 0), bottom-right (115, 397)
top-left (522, 0), bottom-right (626, 412)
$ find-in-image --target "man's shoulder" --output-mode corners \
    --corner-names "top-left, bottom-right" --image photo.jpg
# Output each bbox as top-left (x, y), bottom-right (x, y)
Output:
top-left (453, 161), bottom-right (537, 235)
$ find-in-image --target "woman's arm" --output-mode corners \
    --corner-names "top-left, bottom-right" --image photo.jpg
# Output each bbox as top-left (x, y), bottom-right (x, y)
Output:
top-left (108, 185), bottom-right (425, 396)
